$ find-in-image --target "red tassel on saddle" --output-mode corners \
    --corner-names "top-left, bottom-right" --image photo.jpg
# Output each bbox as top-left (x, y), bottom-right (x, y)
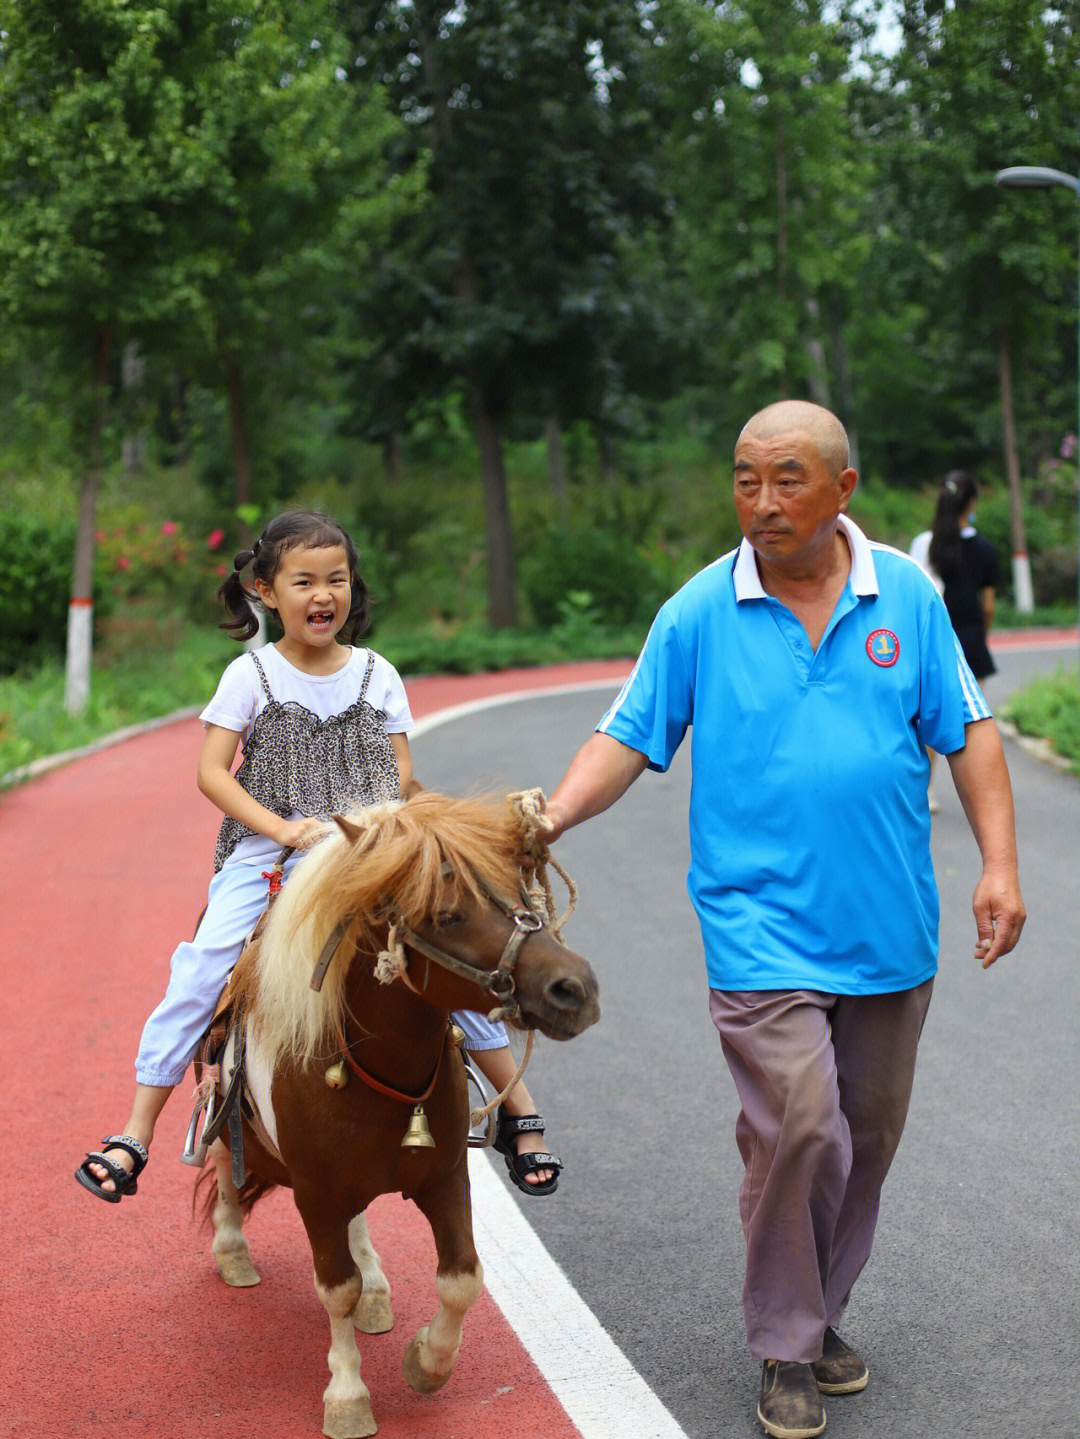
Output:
top-left (263, 868), bottom-right (284, 898)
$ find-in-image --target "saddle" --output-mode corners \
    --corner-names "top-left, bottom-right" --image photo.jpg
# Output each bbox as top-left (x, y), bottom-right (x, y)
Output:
top-left (182, 878), bottom-right (283, 1187)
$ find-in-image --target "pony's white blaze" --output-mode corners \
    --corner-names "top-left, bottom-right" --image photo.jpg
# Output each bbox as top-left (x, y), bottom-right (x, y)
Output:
top-left (314, 1274), bottom-right (376, 1439)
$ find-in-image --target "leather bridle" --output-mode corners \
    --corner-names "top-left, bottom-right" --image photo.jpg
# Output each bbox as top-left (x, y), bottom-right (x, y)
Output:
top-left (309, 863), bottom-right (549, 1023)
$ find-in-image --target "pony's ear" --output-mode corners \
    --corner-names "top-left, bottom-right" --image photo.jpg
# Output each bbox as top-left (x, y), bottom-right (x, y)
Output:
top-left (402, 777), bottom-right (425, 800)
top-left (333, 814), bottom-right (365, 844)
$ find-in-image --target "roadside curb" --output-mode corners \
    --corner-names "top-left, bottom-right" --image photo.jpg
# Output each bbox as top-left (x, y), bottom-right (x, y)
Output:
top-left (2, 705), bottom-right (202, 787)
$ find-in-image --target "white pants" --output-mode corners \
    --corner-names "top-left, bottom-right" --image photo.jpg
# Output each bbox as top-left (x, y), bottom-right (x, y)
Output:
top-left (134, 858), bottom-right (302, 1087)
top-left (135, 854), bottom-right (507, 1086)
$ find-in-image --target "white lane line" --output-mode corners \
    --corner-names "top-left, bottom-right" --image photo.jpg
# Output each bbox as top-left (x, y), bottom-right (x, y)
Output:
top-left (409, 677), bottom-right (628, 739)
top-left (469, 1153), bottom-right (691, 1439)
top-left (423, 678), bottom-right (690, 1439)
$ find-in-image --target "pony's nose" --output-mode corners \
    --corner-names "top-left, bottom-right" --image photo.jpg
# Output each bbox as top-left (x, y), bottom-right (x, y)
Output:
top-left (544, 968), bottom-right (597, 1013)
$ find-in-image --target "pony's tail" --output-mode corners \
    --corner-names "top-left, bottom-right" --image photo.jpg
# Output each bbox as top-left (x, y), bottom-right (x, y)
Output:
top-left (193, 1161), bottom-right (279, 1227)
top-left (217, 551), bottom-right (261, 641)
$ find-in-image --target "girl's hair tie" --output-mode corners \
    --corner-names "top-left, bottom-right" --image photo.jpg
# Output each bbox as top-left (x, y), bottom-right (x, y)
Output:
top-left (233, 548), bottom-right (255, 573)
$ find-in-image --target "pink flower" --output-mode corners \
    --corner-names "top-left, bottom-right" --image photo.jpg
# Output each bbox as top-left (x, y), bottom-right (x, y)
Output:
top-left (94, 529), bottom-right (106, 543)
top-left (207, 528), bottom-right (225, 550)
top-left (1061, 433), bottom-right (1077, 460)
top-left (215, 562), bottom-right (229, 577)
top-left (161, 521), bottom-right (179, 536)
top-left (116, 555), bottom-right (131, 570)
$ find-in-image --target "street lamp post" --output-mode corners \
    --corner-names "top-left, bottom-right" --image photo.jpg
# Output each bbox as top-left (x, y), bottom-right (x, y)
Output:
top-left (995, 165), bottom-right (1080, 674)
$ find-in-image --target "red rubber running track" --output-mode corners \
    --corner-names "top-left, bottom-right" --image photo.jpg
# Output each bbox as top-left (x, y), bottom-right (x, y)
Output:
top-left (2, 660), bottom-right (632, 1439)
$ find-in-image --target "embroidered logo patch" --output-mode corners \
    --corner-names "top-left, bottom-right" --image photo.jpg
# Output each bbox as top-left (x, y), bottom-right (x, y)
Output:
top-left (866, 629), bottom-right (900, 666)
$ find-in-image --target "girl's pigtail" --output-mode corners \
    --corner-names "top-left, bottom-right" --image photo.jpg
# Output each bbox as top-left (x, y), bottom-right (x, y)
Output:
top-left (217, 549), bottom-right (260, 640)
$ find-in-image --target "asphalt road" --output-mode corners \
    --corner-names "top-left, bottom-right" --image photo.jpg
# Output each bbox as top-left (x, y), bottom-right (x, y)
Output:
top-left (412, 642), bottom-right (1080, 1439)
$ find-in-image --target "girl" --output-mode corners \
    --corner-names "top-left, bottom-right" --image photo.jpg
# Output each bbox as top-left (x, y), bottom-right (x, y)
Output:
top-left (75, 510), bottom-right (560, 1201)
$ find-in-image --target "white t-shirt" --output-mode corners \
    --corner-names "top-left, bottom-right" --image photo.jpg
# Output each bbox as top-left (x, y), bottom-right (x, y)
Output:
top-left (200, 644), bottom-right (412, 865)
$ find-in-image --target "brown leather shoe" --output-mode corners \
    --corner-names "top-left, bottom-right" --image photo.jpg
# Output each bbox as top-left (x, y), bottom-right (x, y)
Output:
top-left (811, 1327), bottom-right (869, 1394)
top-left (757, 1360), bottom-right (826, 1438)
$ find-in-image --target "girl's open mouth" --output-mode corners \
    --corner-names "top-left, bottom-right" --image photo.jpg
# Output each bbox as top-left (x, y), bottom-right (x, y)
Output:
top-left (308, 612), bottom-right (334, 628)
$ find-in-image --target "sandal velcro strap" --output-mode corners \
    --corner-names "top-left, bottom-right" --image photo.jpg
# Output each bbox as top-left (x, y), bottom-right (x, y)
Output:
top-left (499, 1113), bottom-right (546, 1137)
top-left (101, 1135), bottom-right (149, 1171)
top-left (513, 1150), bottom-right (562, 1174)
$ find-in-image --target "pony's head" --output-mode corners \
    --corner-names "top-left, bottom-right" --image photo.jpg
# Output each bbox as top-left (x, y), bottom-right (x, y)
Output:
top-left (247, 791), bottom-right (597, 1069)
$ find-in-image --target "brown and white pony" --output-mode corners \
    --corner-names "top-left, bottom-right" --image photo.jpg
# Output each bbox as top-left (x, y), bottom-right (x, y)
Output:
top-left (196, 791), bottom-right (599, 1439)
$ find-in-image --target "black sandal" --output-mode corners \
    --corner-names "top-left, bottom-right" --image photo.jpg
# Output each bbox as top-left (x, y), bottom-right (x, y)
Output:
top-left (74, 1135), bottom-right (148, 1203)
top-left (493, 1106), bottom-right (563, 1197)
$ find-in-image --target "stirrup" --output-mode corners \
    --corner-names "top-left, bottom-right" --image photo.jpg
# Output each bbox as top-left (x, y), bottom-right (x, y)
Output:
top-left (464, 1057), bottom-right (495, 1149)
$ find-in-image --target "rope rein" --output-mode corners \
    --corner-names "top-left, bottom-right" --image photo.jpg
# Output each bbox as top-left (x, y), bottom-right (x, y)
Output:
top-left (467, 789), bottom-right (573, 1128)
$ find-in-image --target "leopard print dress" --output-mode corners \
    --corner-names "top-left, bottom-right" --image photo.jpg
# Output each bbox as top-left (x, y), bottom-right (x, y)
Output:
top-left (212, 650), bottom-right (400, 871)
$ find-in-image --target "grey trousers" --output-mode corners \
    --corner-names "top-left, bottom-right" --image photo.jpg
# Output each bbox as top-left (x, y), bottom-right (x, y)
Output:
top-left (709, 981), bottom-right (934, 1362)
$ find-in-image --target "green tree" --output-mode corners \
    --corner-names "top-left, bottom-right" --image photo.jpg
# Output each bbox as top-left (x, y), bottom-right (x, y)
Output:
top-left (0, 0), bottom-right (222, 708)
top-left (642, 0), bottom-right (874, 458)
top-left (345, 0), bottom-right (664, 625)
top-left (854, 0), bottom-right (1080, 600)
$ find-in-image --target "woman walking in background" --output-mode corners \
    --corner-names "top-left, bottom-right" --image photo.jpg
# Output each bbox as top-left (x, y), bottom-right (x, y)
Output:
top-left (910, 471), bottom-right (1001, 809)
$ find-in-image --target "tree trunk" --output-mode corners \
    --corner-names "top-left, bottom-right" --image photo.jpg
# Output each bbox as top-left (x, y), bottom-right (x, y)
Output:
top-left (775, 113), bottom-right (789, 391)
top-left (64, 329), bottom-right (111, 715)
top-left (382, 431), bottom-right (401, 484)
top-left (418, 7), bottom-right (516, 628)
top-left (545, 410), bottom-right (569, 519)
top-left (997, 329), bottom-right (1034, 612)
top-left (803, 295), bottom-right (831, 409)
top-left (596, 423), bottom-right (618, 491)
top-left (225, 357), bottom-right (252, 520)
top-left (828, 301), bottom-right (860, 475)
top-left (469, 379), bottom-right (517, 628)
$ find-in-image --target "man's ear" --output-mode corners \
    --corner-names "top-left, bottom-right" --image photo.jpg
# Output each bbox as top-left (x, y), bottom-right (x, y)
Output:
top-left (837, 467), bottom-right (858, 511)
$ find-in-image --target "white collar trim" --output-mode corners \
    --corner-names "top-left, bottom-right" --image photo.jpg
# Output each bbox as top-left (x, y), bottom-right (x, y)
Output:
top-left (733, 513), bottom-right (878, 600)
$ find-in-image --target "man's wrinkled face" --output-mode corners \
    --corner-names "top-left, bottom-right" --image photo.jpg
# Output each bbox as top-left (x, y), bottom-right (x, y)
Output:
top-left (732, 429), bottom-right (854, 569)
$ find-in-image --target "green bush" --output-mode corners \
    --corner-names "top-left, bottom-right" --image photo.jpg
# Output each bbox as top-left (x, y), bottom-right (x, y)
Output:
top-left (1002, 668), bottom-right (1080, 774)
top-left (0, 512), bottom-right (79, 674)
top-left (521, 524), bottom-right (669, 630)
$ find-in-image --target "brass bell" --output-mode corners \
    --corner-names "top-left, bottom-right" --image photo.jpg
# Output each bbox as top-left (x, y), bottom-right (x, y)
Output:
top-left (402, 1104), bottom-right (436, 1150)
top-left (324, 1061), bottom-right (349, 1090)
top-left (448, 1024), bottom-right (466, 1049)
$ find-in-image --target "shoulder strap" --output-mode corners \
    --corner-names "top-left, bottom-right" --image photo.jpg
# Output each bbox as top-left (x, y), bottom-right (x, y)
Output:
top-left (358, 648), bottom-right (376, 701)
top-left (250, 651), bottom-right (275, 701)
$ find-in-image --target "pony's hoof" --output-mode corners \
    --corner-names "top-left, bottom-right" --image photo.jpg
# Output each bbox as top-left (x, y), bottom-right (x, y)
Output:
top-left (322, 1396), bottom-right (377, 1439)
top-left (402, 1331), bottom-right (450, 1394)
top-left (355, 1290), bottom-right (394, 1334)
top-left (215, 1250), bottom-right (261, 1288)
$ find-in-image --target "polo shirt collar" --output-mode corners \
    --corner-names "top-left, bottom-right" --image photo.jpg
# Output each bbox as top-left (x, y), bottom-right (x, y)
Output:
top-left (733, 513), bottom-right (879, 600)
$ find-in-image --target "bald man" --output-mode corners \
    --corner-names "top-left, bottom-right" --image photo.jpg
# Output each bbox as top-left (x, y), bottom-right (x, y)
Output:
top-left (544, 401), bottom-right (1024, 1438)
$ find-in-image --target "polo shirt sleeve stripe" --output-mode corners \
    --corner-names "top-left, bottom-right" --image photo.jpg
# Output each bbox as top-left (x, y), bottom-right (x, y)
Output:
top-left (954, 633), bottom-right (992, 722)
top-left (597, 609), bottom-right (692, 772)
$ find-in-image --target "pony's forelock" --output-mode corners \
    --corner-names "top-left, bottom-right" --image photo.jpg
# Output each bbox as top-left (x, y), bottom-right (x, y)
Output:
top-left (240, 793), bottom-right (524, 1070)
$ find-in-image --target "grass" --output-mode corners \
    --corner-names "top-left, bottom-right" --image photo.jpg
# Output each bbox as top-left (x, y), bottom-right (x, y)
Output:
top-left (0, 608), bottom-right (641, 784)
top-left (1000, 667), bottom-right (1080, 776)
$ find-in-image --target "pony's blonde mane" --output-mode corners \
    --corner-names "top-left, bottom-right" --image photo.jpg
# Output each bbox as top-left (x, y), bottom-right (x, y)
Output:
top-left (239, 792), bottom-right (525, 1071)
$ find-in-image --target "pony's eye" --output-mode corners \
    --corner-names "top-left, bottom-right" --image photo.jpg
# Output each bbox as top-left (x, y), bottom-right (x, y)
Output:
top-left (435, 911), bottom-right (464, 929)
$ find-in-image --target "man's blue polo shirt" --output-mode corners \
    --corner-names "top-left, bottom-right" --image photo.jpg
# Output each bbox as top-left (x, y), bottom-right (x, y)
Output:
top-left (598, 515), bottom-right (990, 995)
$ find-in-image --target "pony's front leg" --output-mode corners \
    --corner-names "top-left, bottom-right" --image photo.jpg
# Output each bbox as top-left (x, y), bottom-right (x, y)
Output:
top-left (401, 1173), bottom-right (484, 1395)
top-left (303, 1209), bottom-right (377, 1439)
top-left (349, 1213), bottom-right (394, 1334)
top-left (209, 1139), bottom-right (260, 1288)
